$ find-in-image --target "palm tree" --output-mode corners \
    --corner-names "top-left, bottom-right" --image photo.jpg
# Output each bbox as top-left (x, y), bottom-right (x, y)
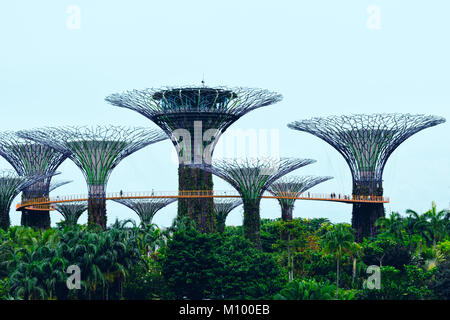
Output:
top-left (376, 211), bottom-right (405, 241)
top-left (405, 209), bottom-right (431, 253)
top-left (320, 223), bottom-right (355, 299)
top-left (424, 201), bottom-right (448, 249)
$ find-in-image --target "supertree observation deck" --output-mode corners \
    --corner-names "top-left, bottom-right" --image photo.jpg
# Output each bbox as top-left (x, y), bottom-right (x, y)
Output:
top-left (54, 202), bottom-right (88, 227)
top-left (193, 157), bottom-right (316, 248)
top-left (0, 170), bottom-right (55, 230)
top-left (105, 86), bottom-right (282, 233)
top-left (214, 199), bottom-right (242, 233)
top-left (0, 132), bottom-right (69, 229)
top-left (113, 198), bottom-right (177, 227)
top-left (268, 176), bottom-right (333, 221)
top-left (288, 113), bottom-right (446, 241)
top-left (18, 126), bottom-right (167, 229)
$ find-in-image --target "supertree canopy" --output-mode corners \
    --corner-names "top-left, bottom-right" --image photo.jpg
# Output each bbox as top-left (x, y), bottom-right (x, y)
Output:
top-left (288, 113), bottom-right (446, 241)
top-left (105, 86), bottom-right (282, 233)
top-left (18, 126), bottom-right (167, 229)
top-left (268, 175), bottom-right (333, 221)
top-left (54, 202), bottom-right (88, 227)
top-left (214, 199), bottom-right (242, 233)
top-left (49, 180), bottom-right (73, 194)
top-left (113, 198), bottom-right (177, 226)
top-left (0, 131), bottom-right (69, 229)
top-left (194, 157), bottom-right (316, 248)
top-left (0, 170), bottom-right (55, 230)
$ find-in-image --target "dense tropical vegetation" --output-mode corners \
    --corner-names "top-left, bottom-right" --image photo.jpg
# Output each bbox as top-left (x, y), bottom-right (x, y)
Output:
top-left (0, 202), bottom-right (449, 300)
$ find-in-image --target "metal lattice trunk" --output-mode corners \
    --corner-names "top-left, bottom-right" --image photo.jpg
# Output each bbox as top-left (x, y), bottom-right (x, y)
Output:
top-left (268, 175), bottom-right (333, 221)
top-left (178, 165), bottom-right (215, 232)
top-left (18, 126), bottom-right (167, 230)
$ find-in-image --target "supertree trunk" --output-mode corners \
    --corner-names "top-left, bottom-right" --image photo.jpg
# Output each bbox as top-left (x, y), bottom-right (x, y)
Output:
top-left (352, 181), bottom-right (384, 242)
top-left (243, 199), bottom-right (261, 249)
top-left (88, 185), bottom-right (107, 230)
top-left (352, 203), bottom-right (384, 242)
top-left (281, 206), bottom-right (294, 221)
top-left (216, 217), bottom-right (226, 234)
top-left (0, 209), bottom-right (10, 230)
top-left (178, 164), bottom-right (215, 233)
top-left (20, 181), bottom-right (50, 229)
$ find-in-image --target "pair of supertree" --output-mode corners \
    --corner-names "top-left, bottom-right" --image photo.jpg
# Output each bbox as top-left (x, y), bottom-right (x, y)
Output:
top-left (106, 86), bottom-right (445, 244)
top-left (212, 175), bottom-right (333, 234)
top-left (0, 127), bottom-right (167, 230)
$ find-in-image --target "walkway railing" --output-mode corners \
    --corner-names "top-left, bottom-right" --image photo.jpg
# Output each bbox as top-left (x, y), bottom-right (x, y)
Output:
top-left (16, 190), bottom-right (390, 211)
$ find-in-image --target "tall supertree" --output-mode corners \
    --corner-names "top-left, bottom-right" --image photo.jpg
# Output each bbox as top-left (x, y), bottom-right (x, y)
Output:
top-left (193, 157), bottom-right (316, 248)
top-left (113, 198), bottom-right (177, 226)
top-left (288, 113), bottom-right (445, 241)
top-left (54, 202), bottom-right (88, 227)
top-left (0, 170), bottom-right (55, 230)
top-left (0, 131), bottom-right (69, 229)
top-left (214, 199), bottom-right (242, 233)
top-left (105, 86), bottom-right (282, 233)
top-left (268, 176), bottom-right (333, 221)
top-left (18, 126), bottom-right (167, 229)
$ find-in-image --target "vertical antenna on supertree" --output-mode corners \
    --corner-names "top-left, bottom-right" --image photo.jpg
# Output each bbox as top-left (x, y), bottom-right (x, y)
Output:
top-left (268, 176), bottom-right (333, 221)
top-left (0, 131), bottom-right (69, 229)
top-left (194, 157), bottom-right (316, 248)
top-left (288, 113), bottom-right (446, 241)
top-left (214, 199), bottom-right (242, 233)
top-left (113, 198), bottom-right (177, 227)
top-left (105, 86), bottom-right (282, 233)
top-left (54, 201), bottom-right (88, 227)
top-left (18, 126), bottom-right (167, 230)
top-left (0, 170), bottom-right (56, 230)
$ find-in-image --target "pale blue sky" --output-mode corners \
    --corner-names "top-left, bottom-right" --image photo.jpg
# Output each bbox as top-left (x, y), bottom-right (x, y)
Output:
top-left (1, 1), bottom-right (449, 228)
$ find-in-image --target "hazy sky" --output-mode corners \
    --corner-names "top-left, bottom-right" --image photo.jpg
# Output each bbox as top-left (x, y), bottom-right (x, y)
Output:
top-left (1, 1), bottom-right (449, 228)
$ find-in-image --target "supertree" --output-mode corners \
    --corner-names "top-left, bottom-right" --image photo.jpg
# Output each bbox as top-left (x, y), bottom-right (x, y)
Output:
top-left (288, 113), bottom-right (446, 241)
top-left (0, 131), bottom-right (69, 229)
top-left (214, 199), bottom-right (242, 233)
top-left (18, 126), bottom-right (167, 229)
top-left (105, 86), bottom-right (282, 233)
top-left (113, 198), bottom-right (177, 226)
top-left (54, 201), bottom-right (88, 227)
top-left (0, 170), bottom-right (55, 230)
top-left (268, 176), bottom-right (333, 221)
top-left (193, 157), bottom-right (316, 248)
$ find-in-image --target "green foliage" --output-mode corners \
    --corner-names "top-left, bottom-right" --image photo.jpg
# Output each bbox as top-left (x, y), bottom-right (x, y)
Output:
top-left (161, 228), bottom-right (283, 299)
top-left (0, 203), bottom-right (448, 301)
top-left (357, 265), bottom-right (435, 300)
top-left (161, 228), bottom-right (222, 299)
top-left (274, 278), bottom-right (356, 300)
top-left (216, 235), bottom-right (284, 299)
top-left (432, 259), bottom-right (450, 299)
